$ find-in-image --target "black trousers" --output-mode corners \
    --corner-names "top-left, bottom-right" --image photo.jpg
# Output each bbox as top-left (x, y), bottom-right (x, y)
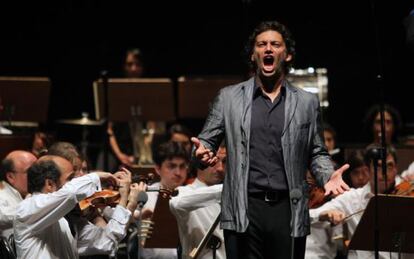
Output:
top-left (224, 195), bottom-right (306, 259)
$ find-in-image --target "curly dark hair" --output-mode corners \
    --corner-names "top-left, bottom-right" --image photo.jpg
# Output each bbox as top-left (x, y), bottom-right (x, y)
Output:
top-left (245, 20), bottom-right (296, 74)
top-left (28, 160), bottom-right (61, 193)
top-left (152, 141), bottom-right (190, 166)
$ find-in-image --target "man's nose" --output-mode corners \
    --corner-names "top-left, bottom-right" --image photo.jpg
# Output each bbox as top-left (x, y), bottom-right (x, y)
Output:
top-left (265, 43), bottom-right (273, 52)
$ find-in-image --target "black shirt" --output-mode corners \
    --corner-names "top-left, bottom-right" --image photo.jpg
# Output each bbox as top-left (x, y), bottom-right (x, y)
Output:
top-left (248, 83), bottom-right (288, 192)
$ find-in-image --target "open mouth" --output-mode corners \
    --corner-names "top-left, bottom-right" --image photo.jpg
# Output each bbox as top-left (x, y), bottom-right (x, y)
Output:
top-left (263, 56), bottom-right (275, 71)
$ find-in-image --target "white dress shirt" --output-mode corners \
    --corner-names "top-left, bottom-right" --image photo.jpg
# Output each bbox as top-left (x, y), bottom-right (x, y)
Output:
top-left (0, 181), bottom-right (23, 239)
top-left (14, 173), bottom-right (101, 259)
top-left (71, 204), bottom-right (131, 256)
top-left (305, 220), bottom-right (340, 259)
top-left (140, 182), bottom-right (178, 259)
top-left (310, 184), bottom-right (414, 259)
top-left (170, 179), bottom-right (224, 259)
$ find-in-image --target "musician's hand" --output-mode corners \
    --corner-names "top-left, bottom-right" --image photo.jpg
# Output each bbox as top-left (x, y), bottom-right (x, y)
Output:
top-left (319, 209), bottom-right (345, 225)
top-left (127, 182), bottom-right (147, 213)
top-left (128, 182), bottom-right (146, 203)
top-left (324, 164), bottom-right (350, 196)
top-left (116, 168), bottom-right (133, 207)
top-left (191, 137), bottom-right (218, 167)
top-left (96, 172), bottom-right (119, 188)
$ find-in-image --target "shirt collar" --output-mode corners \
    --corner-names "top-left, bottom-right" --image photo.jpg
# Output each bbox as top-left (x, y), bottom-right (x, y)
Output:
top-left (193, 178), bottom-right (208, 188)
top-left (253, 79), bottom-right (286, 99)
top-left (2, 180), bottom-right (23, 200)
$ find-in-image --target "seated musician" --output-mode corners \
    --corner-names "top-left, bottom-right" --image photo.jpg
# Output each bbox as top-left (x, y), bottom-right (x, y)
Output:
top-left (169, 145), bottom-right (226, 259)
top-left (138, 141), bottom-right (190, 259)
top-left (0, 151), bottom-right (37, 239)
top-left (13, 155), bottom-right (126, 259)
top-left (310, 144), bottom-right (414, 258)
top-left (47, 141), bottom-right (146, 257)
top-left (306, 149), bottom-right (369, 258)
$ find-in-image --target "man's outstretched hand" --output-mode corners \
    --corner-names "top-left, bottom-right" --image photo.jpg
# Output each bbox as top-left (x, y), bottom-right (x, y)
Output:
top-left (324, 164), bottom-right (350, 196)
top-left (191, 137), bottom-right (218, 167)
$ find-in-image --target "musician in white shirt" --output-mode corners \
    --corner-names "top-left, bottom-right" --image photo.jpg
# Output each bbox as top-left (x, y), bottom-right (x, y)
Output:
top-left (13, 155), bottom-right (119, 259)
top-left (0, 150), bottom-right (37, 239)
top-left (139, 141), bottom-right (190, 259)
top-left (310, 145), bottom-right (414, 259)
top-left (47, 141), bottom-right (146, 257)
top-left (170, 146), bottom-right (226, 259)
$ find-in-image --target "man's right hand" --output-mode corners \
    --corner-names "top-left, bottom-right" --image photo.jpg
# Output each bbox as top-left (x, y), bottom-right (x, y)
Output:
top-left (319, 209), bottom-right (345, 225)
top-left (191, 137), bottom-right (218, 167)
top-left (96, 172), bottom-right (120, 188)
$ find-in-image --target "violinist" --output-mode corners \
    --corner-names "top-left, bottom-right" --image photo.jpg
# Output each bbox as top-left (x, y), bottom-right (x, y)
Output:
top-left (13, 155), bottom-right (120, 259)
top-left (309, 144), bottom-right (409, 259)
top-left (306, 150), bottom-right (369, 258)
top-left (47, 141), bottom-right (147, 258)
top-left (169, 145), bottom-right (226, 259)
top-left (305, 170), bottom-right (341, 259)
top-left (137, 141), bottom-right (190, 259)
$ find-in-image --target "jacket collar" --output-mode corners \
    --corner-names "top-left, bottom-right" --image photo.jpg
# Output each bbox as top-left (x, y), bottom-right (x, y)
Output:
top-left (240, 77), bottom-right (255, 145)
top-left (282, 80), bottom-right (298, 136)
top-left (240, 77), bottom-right (298, 140)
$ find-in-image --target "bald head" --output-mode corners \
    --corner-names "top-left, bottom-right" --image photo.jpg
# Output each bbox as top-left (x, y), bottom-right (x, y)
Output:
top-left (1, 150), bottom-right (37, 197)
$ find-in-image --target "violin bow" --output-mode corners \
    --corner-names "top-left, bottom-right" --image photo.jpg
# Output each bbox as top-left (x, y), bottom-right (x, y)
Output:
top-left (343, 209), bottom-right (365, 222)
top-left (189, 212), bottom-right (221, 259)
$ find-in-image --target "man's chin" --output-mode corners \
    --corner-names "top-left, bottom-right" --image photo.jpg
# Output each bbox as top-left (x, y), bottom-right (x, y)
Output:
top-left (260, 69), bottom-right (276, 77)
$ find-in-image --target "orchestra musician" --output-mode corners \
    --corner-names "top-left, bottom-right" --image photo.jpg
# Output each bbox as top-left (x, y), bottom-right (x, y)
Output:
top-left (136, 141), bottom-right (190, 259)
top-left (310, 144), bottom-right (414, 258)
top-left (170, 145), bottom-right (227, 259)
top-left (13, 154), bottom-right (147, 259)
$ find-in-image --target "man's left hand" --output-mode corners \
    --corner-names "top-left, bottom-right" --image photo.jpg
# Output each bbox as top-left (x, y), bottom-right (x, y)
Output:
top-left (324, 164), bottom-right (350, 196)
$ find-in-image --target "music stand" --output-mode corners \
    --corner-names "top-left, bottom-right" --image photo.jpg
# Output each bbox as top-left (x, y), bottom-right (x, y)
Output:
top-left (349, 195), bottom-right (414, 254)
top-left (0, 77), bottom-right (51, 157)
top-left (93, 78), bottom-right (175, 122)
top-left (177, 76), bottom-right (242, 119)
top-left (0, 77), bottom-right (50, 124)
top-left (144, 194), bottom-right (180, 248)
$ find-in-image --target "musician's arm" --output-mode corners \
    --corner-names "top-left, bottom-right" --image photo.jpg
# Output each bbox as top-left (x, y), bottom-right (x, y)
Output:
top-left (76, 205), bottom-right (131, 256)
top-left (309, 188), bottom-right (361, 224)
top-left (169, 184), bottom-right (222, 214)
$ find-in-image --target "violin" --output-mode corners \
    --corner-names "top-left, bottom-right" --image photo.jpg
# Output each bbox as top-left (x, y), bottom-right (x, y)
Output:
top-left (309, 186), bottom-right (328, 209)
top-left (78, 179), bottom-right (179, 217)
top-left (78, 189), bottom-right (120, 217)
top-left (391, 180), bottom-right (414, 197)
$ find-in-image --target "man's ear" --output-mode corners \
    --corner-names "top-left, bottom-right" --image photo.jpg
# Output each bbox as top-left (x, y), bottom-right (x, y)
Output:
top-left (5, 171), bottom-right (16, 185)
top-left (43, 179), bottom-right (57, 193)
top-left (154, 165), bottom-right (161, 176)
top-left (285, 53), bottom-right (292, 62)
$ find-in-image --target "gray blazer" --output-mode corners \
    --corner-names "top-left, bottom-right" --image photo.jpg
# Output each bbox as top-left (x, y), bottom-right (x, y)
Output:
top-left (197, 77), bottom-right (334, 237)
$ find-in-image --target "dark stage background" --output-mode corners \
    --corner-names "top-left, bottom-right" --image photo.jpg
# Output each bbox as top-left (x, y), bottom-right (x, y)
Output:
top-left (0, 0), bottom-right (413, 147)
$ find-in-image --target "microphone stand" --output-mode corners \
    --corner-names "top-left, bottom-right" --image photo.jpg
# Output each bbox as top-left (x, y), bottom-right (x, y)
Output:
top-left (136, 192), bottom-right (148, 259)
top-left (290, 189), bottom-right (302, 259)
top-left (369, 0), bottom-right (388, 257)
top-left (101, 70), bottom-right (109, 171)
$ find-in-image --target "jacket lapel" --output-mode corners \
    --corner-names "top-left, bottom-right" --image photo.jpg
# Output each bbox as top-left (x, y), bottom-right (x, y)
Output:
top-left (282, 80), bottom-right (298, 136)
top-left (241, 77), bottom-right (255, 145)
